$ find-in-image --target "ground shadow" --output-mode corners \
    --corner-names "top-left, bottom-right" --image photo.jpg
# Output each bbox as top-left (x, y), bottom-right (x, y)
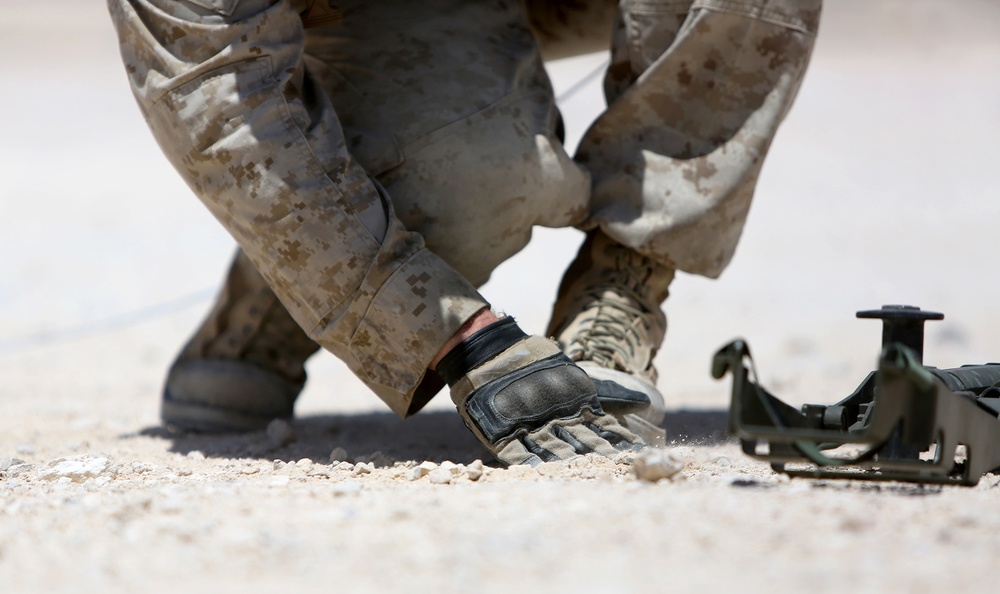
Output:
top-left (662, 408), bottom-right (732, 445)
top-left (134, 406), bottom-right (734, 464)
top-left (137, 410), bottom-right (487, 465)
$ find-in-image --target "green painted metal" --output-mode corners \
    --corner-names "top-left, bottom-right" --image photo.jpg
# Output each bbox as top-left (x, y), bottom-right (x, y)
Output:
top-left (713, 305), bottom-right (1000, 486)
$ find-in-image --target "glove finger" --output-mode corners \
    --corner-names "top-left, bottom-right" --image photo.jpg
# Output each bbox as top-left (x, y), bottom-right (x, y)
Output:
top-left (496, 438), bottom-right (544, 467)
top-left (584, 415), bottom-right (644, 451)
top-left (556, 423), bottom-right (622, 458)
top-left (528, 428), bottom-right (585, 461)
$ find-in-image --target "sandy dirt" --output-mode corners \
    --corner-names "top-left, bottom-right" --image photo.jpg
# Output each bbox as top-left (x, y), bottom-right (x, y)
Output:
top-left (3, 2), bottom-right (1000, 592)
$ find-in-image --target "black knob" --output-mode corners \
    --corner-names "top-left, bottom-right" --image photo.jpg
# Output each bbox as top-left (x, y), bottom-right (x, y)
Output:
top-left (856, 305), bottom-right (943, 364)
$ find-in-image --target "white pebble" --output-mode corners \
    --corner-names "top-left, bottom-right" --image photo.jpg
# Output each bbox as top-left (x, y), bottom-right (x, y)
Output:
top-left (0, 457), bottom-right (26, 472)
top-left (631, 449), bottom-right (685, 482)
top-left (353, 463), bottom-right (374, 476)
top-left (465, 460), bottom-right (484, 481)
top-left (439, 461), bottom-right (462, 476)
top-left (38, 455), bottom-right (110, 483)
top-left (428, 468), bottom-right (452, 484)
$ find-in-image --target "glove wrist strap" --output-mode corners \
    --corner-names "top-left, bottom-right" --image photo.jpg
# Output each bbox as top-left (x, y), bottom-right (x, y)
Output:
top-left (436, 317), bottom-right (526, 386)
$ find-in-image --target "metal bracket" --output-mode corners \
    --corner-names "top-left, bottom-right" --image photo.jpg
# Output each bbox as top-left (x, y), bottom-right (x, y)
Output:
top-left (712, 305), bottom-right (1000, 486)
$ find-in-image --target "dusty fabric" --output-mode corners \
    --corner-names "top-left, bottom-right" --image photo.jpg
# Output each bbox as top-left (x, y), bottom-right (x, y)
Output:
top-left (107, 0), bottom-right (820, 415)
top-left (577, 0), bottom-right (822, 275)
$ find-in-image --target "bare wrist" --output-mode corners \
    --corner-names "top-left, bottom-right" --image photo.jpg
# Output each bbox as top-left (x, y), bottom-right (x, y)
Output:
top-left (430, 308), bottom-right (500, 370)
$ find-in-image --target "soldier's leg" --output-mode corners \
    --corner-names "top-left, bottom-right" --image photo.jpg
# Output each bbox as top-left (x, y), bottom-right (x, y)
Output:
top-left (546, 0), bottom-right (822, 421)
top-left (108, 0), bottom-right (490, 426)
top-left (152, 0), bottom-right (591, 430)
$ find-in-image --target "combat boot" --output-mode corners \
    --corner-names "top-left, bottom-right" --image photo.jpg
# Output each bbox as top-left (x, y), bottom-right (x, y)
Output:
top-left (547, 230), bottom-right (673, 428)
top-left (162, 251), bottom-right (320, 432)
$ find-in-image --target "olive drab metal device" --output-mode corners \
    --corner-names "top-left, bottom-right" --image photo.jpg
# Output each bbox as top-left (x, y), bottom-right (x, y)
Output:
top-left (712, 306), bottom-right (1000, 486)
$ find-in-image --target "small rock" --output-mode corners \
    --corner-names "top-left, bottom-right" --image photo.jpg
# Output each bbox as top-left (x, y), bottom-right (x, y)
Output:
top-left (333, 461), bottom-right (355, 472)
top-left (130, 461), bottom-right (157, 474)
top-left (308, 466), bottom-right (331, 478)
top-left (465, 460), bottom-right (484, 481)
top-left (241, 465), bottom-right (260, 475)
top-left (407, 461), bottom-right (439, 481)
top-left (428, 468), bottom-right (452, 484)
top-left (273, 460), bottom-right (288, 471)
top-left (353, 462), bottom-right (374, 476)
top-left (295, 458), bottom-right (314, 473)
top-left (328, 447), bottom-right (350, 464)
top-left (0, 457), bottom-right (26, 472)
top-left (266, 419), bottom-right (296, 448)
top-left (39, 455), bottom-right (111, 483)
top-left (439, 461), bottom-right (462, 476)
top-left (631, 449), bottom-right (685, 482)
top-left (6, 463), bottom-right (35, 478)
top-left (408, 461), bottom-right (438, 481)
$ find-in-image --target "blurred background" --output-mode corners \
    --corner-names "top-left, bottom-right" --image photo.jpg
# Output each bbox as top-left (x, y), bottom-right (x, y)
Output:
top-left (2, 0), bottom-right (999, 431)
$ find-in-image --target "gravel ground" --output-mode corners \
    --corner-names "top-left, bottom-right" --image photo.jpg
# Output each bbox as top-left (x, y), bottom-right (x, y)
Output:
top-left (3, 2), bottom-right (1000, 593)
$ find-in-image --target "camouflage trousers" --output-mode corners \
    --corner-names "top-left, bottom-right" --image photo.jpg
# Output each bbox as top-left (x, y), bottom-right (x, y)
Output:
top-left (107, 0), bottom-right (820, 416)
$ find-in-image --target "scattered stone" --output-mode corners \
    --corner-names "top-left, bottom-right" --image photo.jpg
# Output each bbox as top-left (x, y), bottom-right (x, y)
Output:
top-left (439, 461), bottom-right (462, 476)
top-left (130, 461), bottom-right (157, 474)
top-left (465, 460), bottom-right (484, 481)
top-left (241, 465), bottom-right (260, 475)
top-left (266, 419), bottom-right (296, 448)
top-left (295, 458), bottom-right (314, 473)
top-left (1, 457), bottom-right (26, 472)
top-left (631, 449), bottom-right (685, 483)
top-left (273, 460), bottom-right (288, 471)
top-left (407, 461), bottom-right (439, 481)
top-left (328, 447), bottom-right (351, 464)
top-left (6, 463), bottom-right (35, 478)
top-left (353, 463), bottom-right (374, 476)
top-left (38, 455), bottom-right (111, 483)
top-left (428, 468), bottom-right (452, 484)
top-left (308, 466), bottom-right (331, 478)
top-left (187, 451), bottom-right (206, 460)
top-left (333, 462), bottom-right (355, 472)
top-left (586, 453), bottom-right (618, 469)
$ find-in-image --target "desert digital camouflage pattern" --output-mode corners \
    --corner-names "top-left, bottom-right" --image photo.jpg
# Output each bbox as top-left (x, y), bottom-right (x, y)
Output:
top-left (107, 0), bottom-right (820, 416)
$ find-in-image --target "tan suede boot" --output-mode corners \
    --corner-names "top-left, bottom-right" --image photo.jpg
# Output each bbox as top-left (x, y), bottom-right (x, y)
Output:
top-left (162, 251), bottom-right (320, 432)
top-left (547, 230), bottom-right (673, 429)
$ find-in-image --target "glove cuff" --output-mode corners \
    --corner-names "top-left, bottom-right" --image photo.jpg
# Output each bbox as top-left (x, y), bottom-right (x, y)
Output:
top-left (436, 317), bottom-right (526, 386)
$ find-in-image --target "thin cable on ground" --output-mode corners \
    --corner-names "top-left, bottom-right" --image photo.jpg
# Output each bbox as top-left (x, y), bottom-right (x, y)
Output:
top-left (0, 287), bottom-right (217, 355)
top-left (2, 60), bottom-right (608, 356)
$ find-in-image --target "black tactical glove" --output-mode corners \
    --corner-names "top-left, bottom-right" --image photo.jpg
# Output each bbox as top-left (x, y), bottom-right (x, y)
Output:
top-left (437, 317), bottom-right (644, 466)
